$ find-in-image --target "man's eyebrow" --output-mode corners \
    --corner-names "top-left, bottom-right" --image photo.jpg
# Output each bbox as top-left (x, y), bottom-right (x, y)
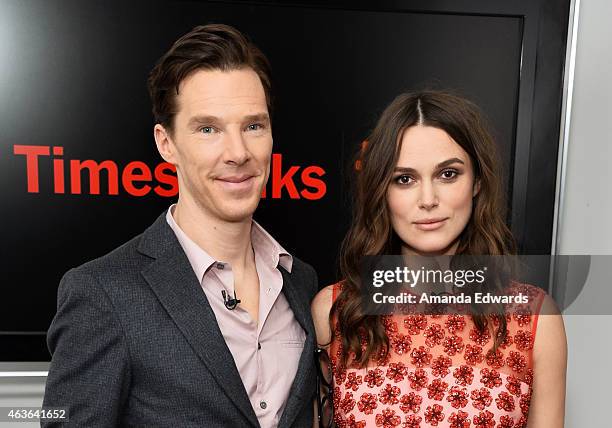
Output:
top-left (243, 113), bottom-right (270, 123)
top-left (394, 157), bottom-right (465, 173)
top-left (186, 113), bottom-right (270, 128)
top-left (186, 115), bottom-right (222, 128)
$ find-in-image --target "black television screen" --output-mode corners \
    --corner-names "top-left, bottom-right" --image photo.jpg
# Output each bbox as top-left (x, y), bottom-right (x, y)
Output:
top-left (0, 0), bottom-right (571, 360)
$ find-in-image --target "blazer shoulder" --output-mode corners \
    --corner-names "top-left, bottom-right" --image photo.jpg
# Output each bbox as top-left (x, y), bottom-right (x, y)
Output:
top-left (289, 256), bottom-right (319, 298)
top-left (73, 232), bottom-right (146, 276)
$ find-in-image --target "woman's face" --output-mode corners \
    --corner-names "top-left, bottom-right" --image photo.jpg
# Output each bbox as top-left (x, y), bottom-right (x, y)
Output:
top-left (386, 125), bottom-right (480, 256)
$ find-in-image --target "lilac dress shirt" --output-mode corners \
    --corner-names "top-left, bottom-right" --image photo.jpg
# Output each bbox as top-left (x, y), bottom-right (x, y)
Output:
top-left (166, 205), bottom-right (306, 427)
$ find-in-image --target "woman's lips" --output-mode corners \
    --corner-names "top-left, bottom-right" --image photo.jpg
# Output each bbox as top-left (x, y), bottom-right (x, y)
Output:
top-left (414, 218), bottom-right (447, 231)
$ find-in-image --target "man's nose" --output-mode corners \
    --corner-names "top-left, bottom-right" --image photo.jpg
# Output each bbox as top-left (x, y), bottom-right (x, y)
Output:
top-left (222, 130), bottom-right (251, 166)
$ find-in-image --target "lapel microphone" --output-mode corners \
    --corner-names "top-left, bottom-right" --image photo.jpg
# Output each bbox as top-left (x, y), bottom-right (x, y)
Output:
top-left (221, 290), bottom-right (241, 310)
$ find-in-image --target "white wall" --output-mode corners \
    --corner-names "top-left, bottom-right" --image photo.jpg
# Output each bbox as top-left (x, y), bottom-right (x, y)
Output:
top-left (557, 0), bottom-right (612, 426)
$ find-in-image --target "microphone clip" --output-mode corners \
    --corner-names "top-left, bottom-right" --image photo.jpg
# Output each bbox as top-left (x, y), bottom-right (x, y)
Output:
top-left (221, 290), bottom-right (241, 310)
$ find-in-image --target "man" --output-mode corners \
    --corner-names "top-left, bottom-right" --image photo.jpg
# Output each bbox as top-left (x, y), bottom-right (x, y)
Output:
top-left (42, 24), bottom-right (318, 427)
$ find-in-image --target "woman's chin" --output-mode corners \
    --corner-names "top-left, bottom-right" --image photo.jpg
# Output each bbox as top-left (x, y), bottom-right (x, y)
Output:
top-left (402, 240), bottom-right (458, 256)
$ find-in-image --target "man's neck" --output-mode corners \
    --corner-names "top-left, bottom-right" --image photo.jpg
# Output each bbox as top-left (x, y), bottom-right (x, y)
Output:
top-left (172, 198), bottom-right (254, 270)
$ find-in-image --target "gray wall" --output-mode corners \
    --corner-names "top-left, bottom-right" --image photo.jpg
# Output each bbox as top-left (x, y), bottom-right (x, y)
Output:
top-left (557, 0), bottom-right (612, 426)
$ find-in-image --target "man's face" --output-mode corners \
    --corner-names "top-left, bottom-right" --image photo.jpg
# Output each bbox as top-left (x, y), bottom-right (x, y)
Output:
top-left (155, 68), bottom-right (272, 222)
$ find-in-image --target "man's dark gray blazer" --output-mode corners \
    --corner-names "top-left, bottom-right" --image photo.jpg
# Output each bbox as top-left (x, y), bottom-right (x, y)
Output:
top-left (42, 210), bottom-right (318, 427)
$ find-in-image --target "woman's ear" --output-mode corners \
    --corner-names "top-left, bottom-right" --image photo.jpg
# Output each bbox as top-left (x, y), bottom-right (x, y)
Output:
top-left (473, 179), bottom-right (481, 198)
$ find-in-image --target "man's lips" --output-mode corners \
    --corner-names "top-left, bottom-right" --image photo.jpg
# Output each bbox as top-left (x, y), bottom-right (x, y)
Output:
top-left (216, 174), bottom-right (254, 183)
top-left (215, 174), bottom-right (258, 192)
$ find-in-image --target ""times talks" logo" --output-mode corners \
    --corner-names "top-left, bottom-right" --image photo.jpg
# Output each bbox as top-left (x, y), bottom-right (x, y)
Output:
top-left (13, 145), bottom-right (327, 200)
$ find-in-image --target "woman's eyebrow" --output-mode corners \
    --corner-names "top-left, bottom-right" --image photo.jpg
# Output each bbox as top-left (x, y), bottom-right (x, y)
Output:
top-left (394, 157), bottom-right (465, 173)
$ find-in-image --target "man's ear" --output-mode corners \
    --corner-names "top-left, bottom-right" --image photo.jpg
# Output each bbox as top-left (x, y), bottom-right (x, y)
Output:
top-left (473, 179), bottom-right (481, 198)
top-left (154, 124), bottom-right (177, 165)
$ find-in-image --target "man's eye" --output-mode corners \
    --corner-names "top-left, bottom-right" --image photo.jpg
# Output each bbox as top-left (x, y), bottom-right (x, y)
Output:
top-left (247, 123), bottom-right (264, 131)
top-left (200, 126), bottom-right (215, 134)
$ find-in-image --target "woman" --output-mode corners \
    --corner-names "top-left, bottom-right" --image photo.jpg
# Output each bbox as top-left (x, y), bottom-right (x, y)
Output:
top-left (312, 91), bottom-right (566, 427)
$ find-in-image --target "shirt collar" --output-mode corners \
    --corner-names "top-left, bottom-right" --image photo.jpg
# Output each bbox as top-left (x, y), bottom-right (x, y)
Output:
top-left (165, 204), bottom-right (293, 284)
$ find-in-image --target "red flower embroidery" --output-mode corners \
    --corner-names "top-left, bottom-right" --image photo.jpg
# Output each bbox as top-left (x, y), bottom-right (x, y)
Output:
top-left (333, 386), bottom-right (342, 409)
top-left (470, 388), bottom-right (493, 410)
top-left (408, 369), bottom-right (429, 391)
top-left (424, 404), bottom-right (445, 426)
top-left (386, 362), bottom-right (408, 383)
top-left (495, 391), bottom-right (516, 412)
top-left (498, 330), bottom-right (514, 349)
top-left (443, 335), bottom-right (465, 356)
top-left (506, 351), bottom-right (527, 373)
top-left (345, 414), bottom-right (366, 428)
top-left (523, 368), bottom-right (534, 386)
top-left (513, 330), bottom-right (534, 351)
top-left (498, 415), bottom-right (515, 428)
top-left (340, 391), bottom-right (356, 413)
top-left (402, 414), bottom-right (422, 428)
top-left (479, 368), bottom-right (502, 389)
top-left (427, 378), bottom-right (448, 401)
top-left (445, 314), bottom-right (466, 334)
top-left (472, 410), bottom-right (495, 428)
top-left (375, 408), bottom-right (401, 428)
top-left (365, 368), bottom-right (385, 388)
top-left (404, 315), bottom-right (428, 335)
top-left (448, 410), bottom-right (471, 428)
top-left (424, 324), bottom-right (445, 348)
top-left (464, 344), bottom-right (485, 366)
top-left (410, 346), bottom-right (432, 368)
top-left (520, 391), bottom-right (532, 415)
top-left (515, 416), bottom-right (528, 428)
top-left (382, 315), bottom-right (399, 334)
top-left (357, 392), bottom-right (378, 415)
top-left (469, 327), bottom-right (491, 347)
top-left (513, 312), bottom-right (531, 327)
top-left (393, 334), bottom-right (413, 355)
top-left (485, 348), bottom-right (505, 369)
top-left (445, 385), bottom-right (468, 409)
top-left (453, 365), bottom-right (474, 386)
top-left (399, 392), bottom-right (423, 414)
top-left (379, 383), bottom-right (401, 405)
top-left (345, 372), bottom-right (363, 391)
top-left (431, 355), bottom-right (452, 378)
top-left (505, 375), bottom-right (522, 396)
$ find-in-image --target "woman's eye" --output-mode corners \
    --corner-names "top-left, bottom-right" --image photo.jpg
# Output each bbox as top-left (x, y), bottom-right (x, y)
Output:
top-left (441, 169), bottom-right (458, 179)
top-left (395, 175), bottom-right (413, 185)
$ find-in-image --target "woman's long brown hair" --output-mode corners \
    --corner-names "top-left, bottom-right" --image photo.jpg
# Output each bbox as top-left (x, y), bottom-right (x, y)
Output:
top-left (331, 91), bottom-right (517, 368)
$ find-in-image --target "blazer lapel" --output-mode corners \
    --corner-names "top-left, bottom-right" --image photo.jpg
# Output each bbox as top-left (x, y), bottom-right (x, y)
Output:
top-left (138, 213), bottom-right (260, 428)
top-left (277, 267), bottom-right (316, 428)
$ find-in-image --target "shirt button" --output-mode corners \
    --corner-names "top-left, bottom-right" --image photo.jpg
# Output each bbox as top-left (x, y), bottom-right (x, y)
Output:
top-left (260, 400), bottom-right (267, 410)
top-left (216, 262), bottom-right (224, 270)
top-left (258, 342), bottom-right (261, 350)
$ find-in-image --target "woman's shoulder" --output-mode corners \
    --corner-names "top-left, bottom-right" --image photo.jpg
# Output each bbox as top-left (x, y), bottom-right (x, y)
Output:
top-left (505, 280), bottom-right (548, 314)
top-left (311, 282), bottom-right (341, 347)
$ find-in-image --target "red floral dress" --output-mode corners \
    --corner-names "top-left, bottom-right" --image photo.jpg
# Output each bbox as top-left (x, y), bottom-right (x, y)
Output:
top-left (329, 282), bottom-right (545, 428)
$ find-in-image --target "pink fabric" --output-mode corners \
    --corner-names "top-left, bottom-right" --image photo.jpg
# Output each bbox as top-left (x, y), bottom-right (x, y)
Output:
top-left (166, 205), bottom-right (305, 428)
top-left (329, 282), bottom-right (546, 428)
